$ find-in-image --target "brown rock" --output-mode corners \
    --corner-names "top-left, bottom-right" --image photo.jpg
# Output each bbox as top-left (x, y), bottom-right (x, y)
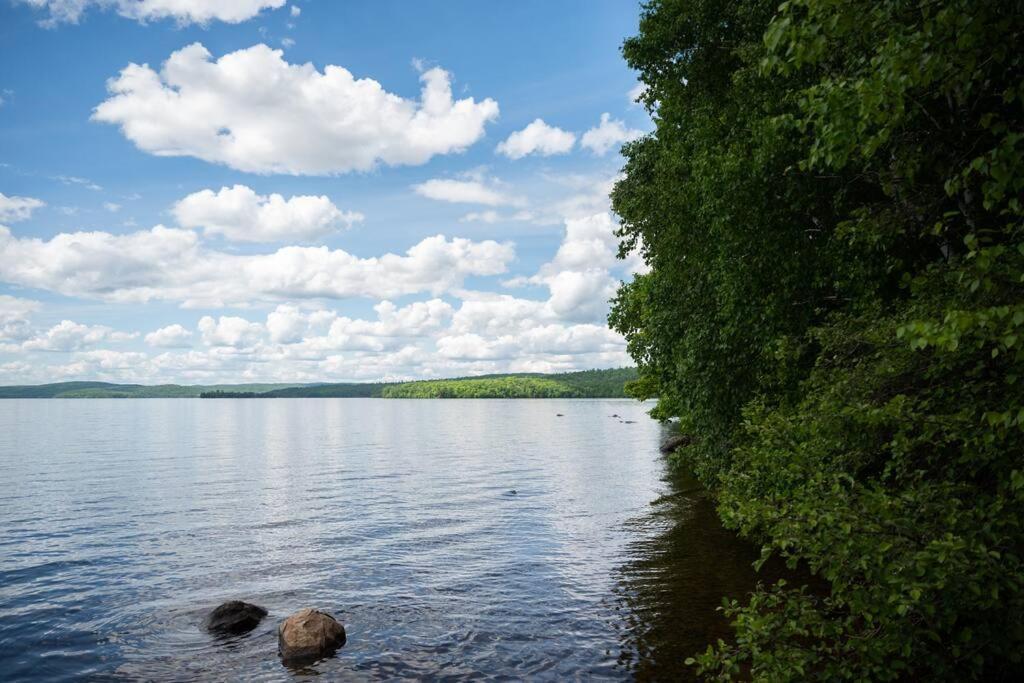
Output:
top-left (278, 608), bottom-right (346, 666)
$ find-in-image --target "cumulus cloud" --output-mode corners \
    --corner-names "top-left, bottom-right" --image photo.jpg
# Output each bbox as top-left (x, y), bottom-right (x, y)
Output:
top-left (495, 119), bottom-right (576, 159)
top-left (412, 178), bottom-right (520, 207)
top-left (437, 323), bottom-right (622, 361)
top-left (0, 294), bottom-right (40, 343)
top-left (145, 323), bottom-right (193, 348)
top-left (0, 225), bottom-right (515, 307)
top-left (21, 320), bottom-right (136, 351)
top-left (0, 292), bottom-right (632, 384)
top-left (335, 299), bottom-right (453, 339)
top-left (0, 193), bottom-right (45, 222)
top-left (20, 0), bottom-right (285, 26)
top-left (173, 184), bottom-right (362, 242)
top-left (627, 83), bottom-right (648, 106)
top-left (266, 304), bottom-right (311, 344)
top-left (580, 113), bottom-right (644, 156)
top-left (199, 315), bottom-right (265, 348)
top-left (262, 299), bottom-right (453, 352)
top-left (93, 43), bottom-right (499, 175)
top-left (503, 211), bottom-right (647, 323)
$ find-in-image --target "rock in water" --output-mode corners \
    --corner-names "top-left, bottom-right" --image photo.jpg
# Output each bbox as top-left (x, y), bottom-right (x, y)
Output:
top-left (278, 608), bottom-right (346, 665)
top-left (206, 601), bottom-right (267, 635)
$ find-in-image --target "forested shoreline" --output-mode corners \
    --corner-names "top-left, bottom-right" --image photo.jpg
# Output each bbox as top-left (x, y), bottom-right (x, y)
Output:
top-left (611, 0), bottom-right (1023, 679)
top-left (0, 369), bottom-right (637, 399)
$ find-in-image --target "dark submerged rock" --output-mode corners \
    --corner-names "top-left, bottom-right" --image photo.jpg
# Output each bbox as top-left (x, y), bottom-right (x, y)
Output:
top-left (556, 413), bottom-right (564, 417)
top-left (206, 600), bottom-right (268, 635)
top-left (659, 434), bottom-right (693, 454)
top-left (278, 608), bottom-right (346, 666)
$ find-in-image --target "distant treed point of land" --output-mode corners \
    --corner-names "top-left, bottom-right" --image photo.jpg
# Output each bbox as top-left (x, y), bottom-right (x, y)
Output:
top-left (0, 368), bottom-right (639, 399)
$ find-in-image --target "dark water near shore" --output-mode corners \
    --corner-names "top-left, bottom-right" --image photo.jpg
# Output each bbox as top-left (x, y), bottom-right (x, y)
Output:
top-left (0, 399), bottom-right (770, 681)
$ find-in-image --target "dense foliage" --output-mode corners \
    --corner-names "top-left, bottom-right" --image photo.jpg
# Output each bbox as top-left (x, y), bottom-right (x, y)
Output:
top-left (612, 0), bottom-right (1023, 679)
top-left (380, 369), bottom-right (638, 398)
top-left (382, 376), bottom-right (576, 398)
top-left (261, 383), bottom-right (383, 398)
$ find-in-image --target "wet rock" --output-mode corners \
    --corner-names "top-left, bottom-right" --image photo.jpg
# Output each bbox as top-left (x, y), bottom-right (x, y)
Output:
top-left (659, 434), bottom-right (693, 454)
top-left (278, 608), bottom-right (346, 666)
top-left (206, 600), bottom-right (267, 635)
top-left (556, 413), bottom-right (564, 417)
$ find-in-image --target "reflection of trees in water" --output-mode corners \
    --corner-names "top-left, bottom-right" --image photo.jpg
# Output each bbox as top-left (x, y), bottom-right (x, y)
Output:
top-left (611, 462), bottom-right (794, 681)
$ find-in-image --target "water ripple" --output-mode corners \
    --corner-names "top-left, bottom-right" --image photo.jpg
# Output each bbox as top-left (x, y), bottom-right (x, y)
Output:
top-left (0, 398), bottom-right (769, 681)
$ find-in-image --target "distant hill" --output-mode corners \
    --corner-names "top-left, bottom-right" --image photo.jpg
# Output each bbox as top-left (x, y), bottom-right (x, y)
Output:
top-left (0, 369), bottom-right (639, 399)
top-left (380, 368), bottom-right (639, 398)
top-left (0, 381), bottom-right (311, 399)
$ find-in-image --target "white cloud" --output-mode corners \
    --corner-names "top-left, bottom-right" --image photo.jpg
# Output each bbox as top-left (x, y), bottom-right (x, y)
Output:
top-left (0, 293), bottom-right (633, 384)
top-left (0, 225), bottom-right (515, 306)
top-left (545, 269), bottom-right (618, 321)
top-left (289, 4), bottom-right (300, 16)
top-left (0, 295), bottom-right (40, 343)
top-left (103, 202), bottom-right (122, 212)
top-left (281, 37), bottom-right (295, 48)
top-left (460, 210), bottom-right (501, 224)
top-left (20, 0), bottom-right (285, 26)
top-left (627, 83), bottom-right (647, 105)
top-left (412, 178), bottom-right (520, 206)
top-left (460, 209), bottom-right (534, 224)
top-left (93, 43), bottom-right (499, 175)
top-left (0, 193), bottom-right (45, 222)
top-left (0, 168), bottom-right (652, 385)
top-left (340, 299), bottom-right (453, 339)
top-left (547, 212), bottom-right (621, 272)
top-left (266, 304), bottom-right (309, 344)
top-left (172, 184), bottom-right (362, 242)
top-left (53, 175), bottom-right (102, 191)
top-left (448, 294), bottom-right (551, 336)
top-left (22, 320), bottom-right (136, 351)
top-left (503, 211), bottom-right (647, 323)
top-left (580, 113), bottom-right (643, 156)
top-left (145, 323), bottom-right (193, 348)
top-left (282, 299), bottom-right (455, 354)
top-left (495, 119), bottom-right (575, 159)
top-left (198, 315), bottom-right (264, 348)
top-left (436, 323), bottom-right (623, 361)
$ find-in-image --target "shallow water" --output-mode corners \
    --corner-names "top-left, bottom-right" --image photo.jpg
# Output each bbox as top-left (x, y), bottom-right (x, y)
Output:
top-left (0, 398), bottom-right (768, 681)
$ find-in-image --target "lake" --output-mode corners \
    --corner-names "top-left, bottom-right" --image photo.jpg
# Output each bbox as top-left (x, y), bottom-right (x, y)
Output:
top-left (0, 398), bottom-right (768, 681)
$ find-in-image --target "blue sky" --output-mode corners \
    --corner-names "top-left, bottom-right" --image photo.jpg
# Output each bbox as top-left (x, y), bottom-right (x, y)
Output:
top-left (0, 0), bottom-right (649, 384)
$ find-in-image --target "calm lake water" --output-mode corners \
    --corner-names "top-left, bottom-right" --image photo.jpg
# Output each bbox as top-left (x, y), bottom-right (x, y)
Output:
top-left (0, 399), bottom-right (768, 681)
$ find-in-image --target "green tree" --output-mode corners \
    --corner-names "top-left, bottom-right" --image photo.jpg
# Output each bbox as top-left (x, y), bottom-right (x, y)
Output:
top-left (613, 0), bottom-right (1024, 678)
